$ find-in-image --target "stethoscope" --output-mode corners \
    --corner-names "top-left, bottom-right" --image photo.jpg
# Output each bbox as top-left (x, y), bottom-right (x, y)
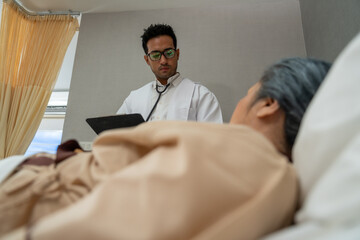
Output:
top-left (145, 83), bottom-right (170, 121)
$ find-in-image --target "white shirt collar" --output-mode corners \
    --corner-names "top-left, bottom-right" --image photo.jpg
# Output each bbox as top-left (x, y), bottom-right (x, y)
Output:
top-left (153, 72), bottom-right (182, 89)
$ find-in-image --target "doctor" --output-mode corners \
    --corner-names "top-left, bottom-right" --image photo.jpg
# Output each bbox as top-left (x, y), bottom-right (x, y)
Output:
top-left (117, 24), bottom-right (223, 123)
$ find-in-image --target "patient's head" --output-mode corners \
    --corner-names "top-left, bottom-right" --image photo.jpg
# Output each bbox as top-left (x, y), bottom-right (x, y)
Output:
top-left (231, 57), bottom-right (331, 158)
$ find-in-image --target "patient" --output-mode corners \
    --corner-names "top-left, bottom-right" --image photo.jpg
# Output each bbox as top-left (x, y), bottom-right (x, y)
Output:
top-left (0, 57), bottom-right (330, 240)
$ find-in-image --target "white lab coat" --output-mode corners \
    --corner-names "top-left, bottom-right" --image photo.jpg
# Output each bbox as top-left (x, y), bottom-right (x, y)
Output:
top-left (117, 77), bottom-right (223, 123)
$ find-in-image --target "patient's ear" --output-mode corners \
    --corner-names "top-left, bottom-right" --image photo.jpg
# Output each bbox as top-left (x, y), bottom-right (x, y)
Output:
top-left (256, 97), bottom-right (281, 118)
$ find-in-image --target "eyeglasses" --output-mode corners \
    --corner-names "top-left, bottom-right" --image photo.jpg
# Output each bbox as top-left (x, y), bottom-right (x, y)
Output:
top-left (147, 48), bottom-right (176, 61)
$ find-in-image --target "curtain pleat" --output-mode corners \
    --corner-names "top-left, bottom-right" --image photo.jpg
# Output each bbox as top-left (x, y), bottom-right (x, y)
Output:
top-left (0, 1), bottom-right (79, 159)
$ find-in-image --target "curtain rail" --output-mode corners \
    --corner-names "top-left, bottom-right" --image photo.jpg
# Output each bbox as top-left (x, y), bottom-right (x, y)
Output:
top-left (10, 0), bottom-right (81, 17)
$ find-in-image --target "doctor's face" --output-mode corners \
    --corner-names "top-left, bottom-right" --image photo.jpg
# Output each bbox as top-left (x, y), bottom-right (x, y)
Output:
top-left (144, 35), bottom-right (179, 84)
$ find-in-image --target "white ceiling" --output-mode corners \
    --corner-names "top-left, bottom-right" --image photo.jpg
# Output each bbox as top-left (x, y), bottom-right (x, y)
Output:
top-left (17, 0), bottom-right (283, 14)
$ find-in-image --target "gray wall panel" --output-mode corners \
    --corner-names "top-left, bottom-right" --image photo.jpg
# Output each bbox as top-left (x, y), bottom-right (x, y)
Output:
top-left (300, 0), bottom-right (360, 61)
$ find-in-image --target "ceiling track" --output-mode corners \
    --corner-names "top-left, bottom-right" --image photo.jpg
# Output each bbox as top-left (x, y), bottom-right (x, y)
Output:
top-left (10, 0), bottom-right (81, 16)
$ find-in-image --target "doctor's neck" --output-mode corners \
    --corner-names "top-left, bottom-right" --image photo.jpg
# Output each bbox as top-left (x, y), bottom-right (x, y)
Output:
top-left (157, 79), bottom-right (168, 85)
top-left (157, 72), bottom-right (180, 86)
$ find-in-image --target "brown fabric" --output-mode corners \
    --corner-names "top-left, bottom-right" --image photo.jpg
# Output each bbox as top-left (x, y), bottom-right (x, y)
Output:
top-left (18, 140), bottom-right (84, 168)
top-left (0, 121), bottom-right (298, 240)
top-left (20, 156), bottom-right (54, 167)
top-left (55, 139), bottom-right (84, 164)
top-left (0, 141), bottom-right (84, 235)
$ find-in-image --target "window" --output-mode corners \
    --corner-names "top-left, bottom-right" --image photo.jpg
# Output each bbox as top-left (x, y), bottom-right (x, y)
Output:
top-left (25, 130), bottom-right (63, 155)
top-left (25, 91), bottom-right (68, 155)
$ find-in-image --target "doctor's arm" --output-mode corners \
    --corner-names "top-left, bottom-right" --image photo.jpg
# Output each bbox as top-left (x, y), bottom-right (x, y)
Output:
top-left (196, 87), bottom-right (223, 123)
top-left (116, 97), bottom-right (131, 115)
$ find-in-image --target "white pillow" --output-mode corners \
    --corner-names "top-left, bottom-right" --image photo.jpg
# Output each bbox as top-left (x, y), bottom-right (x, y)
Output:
top-left (0, 155), bottom-right (27, 184)
top-left (263, 32), bottom-right (360, 239)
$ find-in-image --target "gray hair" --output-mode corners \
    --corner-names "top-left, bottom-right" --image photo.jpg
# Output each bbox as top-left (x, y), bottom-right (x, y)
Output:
top-left (255, 57), bottom-right (331, 154)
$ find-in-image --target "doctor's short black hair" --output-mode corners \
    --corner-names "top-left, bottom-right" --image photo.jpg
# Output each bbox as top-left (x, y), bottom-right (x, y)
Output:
top-left (141, 24), bottom-right (177, 54)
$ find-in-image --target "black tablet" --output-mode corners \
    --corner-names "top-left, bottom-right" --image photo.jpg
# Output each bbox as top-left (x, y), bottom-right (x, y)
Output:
top-left (86, 113), bottom-right (145, 134)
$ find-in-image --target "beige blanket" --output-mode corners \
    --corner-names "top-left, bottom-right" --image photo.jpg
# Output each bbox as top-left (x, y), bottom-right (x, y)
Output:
top-left (1, 121), bottom-right (298, 240)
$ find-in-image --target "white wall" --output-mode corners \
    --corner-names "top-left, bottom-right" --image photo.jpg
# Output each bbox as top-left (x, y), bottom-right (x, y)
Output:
top-left (63, 0), bottom-right (306, 142)
top-left (54, 26), bottom-right (80, 90)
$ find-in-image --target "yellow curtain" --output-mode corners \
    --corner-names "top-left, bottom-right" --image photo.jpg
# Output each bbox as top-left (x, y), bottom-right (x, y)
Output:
top-left (0, 1), bottom-right (79, 159)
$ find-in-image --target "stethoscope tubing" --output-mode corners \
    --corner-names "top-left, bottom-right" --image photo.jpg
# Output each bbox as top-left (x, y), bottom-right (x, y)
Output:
top-left (146, 84), bottom-right (170, 121)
